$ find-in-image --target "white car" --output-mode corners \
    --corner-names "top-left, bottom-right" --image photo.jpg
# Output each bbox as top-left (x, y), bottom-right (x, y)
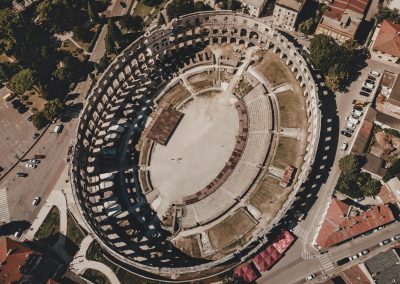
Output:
top-left (349, 254), bottom-right (358, 261)
top-left (340, 142), bottom-right (348, 151)
top-left (358, 249), bottom-right (369, 257)
top-left (28, 159), bottom-right (40, 164)
top-left (346, 116), bottom-right (359, 125)
top-left (305, 274), bottom-right (316, 281)
top-left (352, 109), bottom-right (363, 117)
top-left (390, 234), bottom-right (400, 241)
top-left (32, 196), bottom-right (40, 206)
top-left (347, 122), bottom-right (357, 130)
top-left (363, 82), bottom-right (374, 90)
top-left (379, 239), bottom-right (390, 246)
top-left (369, 70), bottom-right (380, 77)
top-left (25, 163), bottom-right (37, 168)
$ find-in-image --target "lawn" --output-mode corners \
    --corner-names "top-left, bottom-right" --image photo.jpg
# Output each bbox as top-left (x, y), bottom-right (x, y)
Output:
top-left (272, 137), bottom-right (301, 169)
top-left (65, 211), bottom-right (86, 256)
top-left (208, 209), bottom-right (257, 250)
top-left (83, 269), bottom-right (110, 284)
top-left (34, 206), bottom-right (60, 244)
top-left (275, 90), bottom-right (307, 129)
top-left (250, 176), bottom-right (288, 213)
top-left (133, 2), bottom-right (153, 18)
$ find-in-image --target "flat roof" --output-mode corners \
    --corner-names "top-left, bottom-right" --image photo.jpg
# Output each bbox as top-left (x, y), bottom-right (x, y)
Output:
top-left (365, 249), bottom-right (400, 284)
top-left (276, 0), bottom-right (307, 11)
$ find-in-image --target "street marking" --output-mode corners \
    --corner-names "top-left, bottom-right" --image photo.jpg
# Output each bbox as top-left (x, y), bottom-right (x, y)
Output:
top-left (294, 225), bottom-right (307, 241)
top-left (318, 253), bottom-right (334, 272)
top-left (301, 247), bottom-right (311, 259)
top-left (0, 187), bottom-right (10, 222)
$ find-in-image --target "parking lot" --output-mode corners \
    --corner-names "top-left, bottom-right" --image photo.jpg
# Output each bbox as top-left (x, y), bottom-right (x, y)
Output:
top-left (0, 94), bottom-right (38, 176)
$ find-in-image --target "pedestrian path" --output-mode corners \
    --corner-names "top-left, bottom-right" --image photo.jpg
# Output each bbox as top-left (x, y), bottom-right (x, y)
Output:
top-left (293, 225), bottom-right (308, 241)
top-left (318, 253), bottom-right (335, 273)
top-left (0, 187), bottom-right (10, 222)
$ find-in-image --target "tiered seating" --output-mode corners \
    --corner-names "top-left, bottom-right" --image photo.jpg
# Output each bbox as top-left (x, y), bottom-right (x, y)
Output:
top-left (241, 132), bottom-right (270, 165)
top-left (180, 205), bottom-right (197, 229)
top-left (222, 163), bottom-right (259, 197)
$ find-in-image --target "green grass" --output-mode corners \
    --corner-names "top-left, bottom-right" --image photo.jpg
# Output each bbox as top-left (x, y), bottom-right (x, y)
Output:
top-left (83, 269), bottom-right (111, 284)
top-left (133, 2), bottom-right (153, 18)
top-left (66, 211), bottom-right (86, 245)
top-left (34, 206), bottom-right (60, 242)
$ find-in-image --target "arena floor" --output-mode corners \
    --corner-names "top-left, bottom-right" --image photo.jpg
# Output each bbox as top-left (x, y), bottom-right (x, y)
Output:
top-left (149, 91), bottom-right (239, 203)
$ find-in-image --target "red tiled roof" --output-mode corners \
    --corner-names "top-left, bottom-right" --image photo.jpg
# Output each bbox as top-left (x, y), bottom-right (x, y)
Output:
top-left (316, 200), bottom-right (395, 248)
top-left (273, 230), bottom-right (295, 254)
top-left (373, 20), bottom-right (400, 57)
top-left (0, 237), bottom-right (33, 283)
top-left (379, 185), bottom-right (397, 204)
top-left (234, 262), bottom-right (258, 283)
top-left (325, 0), bottom-right (369, 20)
top-left (253, 245), bottom-right (282, 271)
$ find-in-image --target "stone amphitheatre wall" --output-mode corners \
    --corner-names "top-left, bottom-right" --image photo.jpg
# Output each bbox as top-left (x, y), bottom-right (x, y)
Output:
top-left (69, 10), bottom-right (321, 279)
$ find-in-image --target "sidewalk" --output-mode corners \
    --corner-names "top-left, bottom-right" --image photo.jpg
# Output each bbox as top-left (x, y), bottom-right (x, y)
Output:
top-left (70, 235), bottom-right (121, 284)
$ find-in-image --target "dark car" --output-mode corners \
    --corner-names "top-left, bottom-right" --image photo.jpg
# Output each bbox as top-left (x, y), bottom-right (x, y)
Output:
top-left (341, 130), bottom-right (352, 137)
top-left (32, 133), bottom-right (40, 139)
top-left (16, 172), bottom-right (28, 177)
top-left (353, 105), bottom-right (363, 111)
top-left (365, 79), bottom-right (375, 85)
top-left (360, 91), bottom-right (369, 97)
top-left (17, 105), bottom-right (28, 113)
top-left (337, 257), bottom-right (350, 266)
top-left (367, 76), bottom-right (376, 81)
top-left (34, 154), bottom-right (45, 159)
top-left (345, 128), bottom-right (354, 134)
top-left (361, 87), bottom-right (371, 93)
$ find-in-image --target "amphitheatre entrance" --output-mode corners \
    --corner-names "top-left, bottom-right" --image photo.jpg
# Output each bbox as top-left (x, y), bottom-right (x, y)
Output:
top-left (150, 91), bottom-right (239, 203)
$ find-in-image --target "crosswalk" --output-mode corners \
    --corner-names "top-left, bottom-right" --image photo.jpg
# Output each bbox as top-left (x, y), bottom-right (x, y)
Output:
top-left (318, 253), bottom-right (335, 272)
top-left (0, 187), bottom-right (10, 222)
top-left (293, 225), bottom-right (308, 241)
top-left (301, 247), bottom-right (311, 259)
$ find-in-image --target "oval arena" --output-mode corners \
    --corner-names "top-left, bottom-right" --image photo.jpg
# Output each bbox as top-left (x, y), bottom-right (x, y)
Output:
top-left (70, 11), bottom-right (321, 281)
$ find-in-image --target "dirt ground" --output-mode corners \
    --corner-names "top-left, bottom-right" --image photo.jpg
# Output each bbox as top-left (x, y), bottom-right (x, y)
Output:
top-left (187, 71), bottom-right (217, 92)
top-left (207, 209), bottom-right (257, 250)
top-left (275, 90), bottom-right (307, 129)
top-left (157, 83), bottom-right (191, 106)
top-left (370, 130), bottom-right (400, 160)
top-left (173, 234), bottom-right (202, 258)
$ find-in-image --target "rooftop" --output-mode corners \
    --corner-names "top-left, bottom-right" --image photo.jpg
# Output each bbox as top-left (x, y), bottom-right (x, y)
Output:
top-left (387, 74), bottom-right (400, 107)
top-left (361, 153), bottom-right (387, 178)
top-left (275, 0), bottom-right (307, 11)
top-left (365, 249), bottom-right (400, 284)
top-left (376, 110), bottom-right (400, 129)
top-left (242, 0), bottom-right (267, 9)
top-left (351, 118), bottom-right (373, 155)
top-left (0, 237), bottom-right (33, 284)
top-left (372, 20), bottom-right (400, 57)
top-left (316, 199), bottom-right (395, 248)
top-left (341, 265), bottom-right (371, 284)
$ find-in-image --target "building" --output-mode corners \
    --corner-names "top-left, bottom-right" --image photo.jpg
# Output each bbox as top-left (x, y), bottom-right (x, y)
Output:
top-left (365, 248), bottom-right (400, 284)
top-left (370, 20), bottom-right (400, 66)
top-left (0, 237), bottom-right (66, 284)
top-left (241, 0), bottom-right (268, 17)
top-left (316, 198), bottom-right (396, 249)
top-left (272, 0), bottom-right (308, 30)
top-left (315, 0), bottom-right (369, 43)
top-left (361, 153), bottom-right (387, 179)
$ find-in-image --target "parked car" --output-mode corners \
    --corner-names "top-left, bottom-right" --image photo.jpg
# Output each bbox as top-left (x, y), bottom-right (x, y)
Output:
top-left (360, 91), bottom-right (370, 97)
top-left (305, 274), bottom-right (316, 281)
top-left (28, 159), bottom-right (40, 165)
top-left (349, 255), bottom-right (358, 261)
top-left (352, 109), bottom-right (363, 117)
top-left (390, 234), bottom-right (400, 241)
top-left (32, 133), bottom-right (40, 139)
top-left (14, 228), bottom-right (22, 238)
top-left (367, 75), bottom-right (376, 81)
top-left (34, 154), bottom-right (45, 159)
top-left (379, 239), bottom-right (391, 246)
top-left (365, 79), bottom-right (375, 85)
top-left (16, 172), bottom-right (28, 177)
top-left (361, 87), bottom-right (372, 93)
top-left (25, 163), bottom-right (37, 168)
top-left (340, 142), bottom-right (348, 151)
top-left (341, 130), bottom-right (352, 137)
top-left (346, 122), bottom-right (357, 130)
top-left (358, 249), bottom-right (369, 257)
top-left (345, 128), bottom-right (354, 134)
top-left (369, 70), bottom-right (380, 77)
top-left (337, 257), bottom-right (350, 265)
top-left (363, 82), bottom-right (374, 90)
top-left (346, 116), bottom-right (359, 125)
top-left (32, 197), bottom-right (40, 206)
top-left (53, 124), bottom-right (63, 134)
top-left (354, 105), bottom-right (364, 111)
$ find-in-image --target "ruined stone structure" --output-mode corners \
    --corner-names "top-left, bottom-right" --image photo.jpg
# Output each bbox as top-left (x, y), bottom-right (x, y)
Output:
top-left (69, 11), bottom-right (321, 281)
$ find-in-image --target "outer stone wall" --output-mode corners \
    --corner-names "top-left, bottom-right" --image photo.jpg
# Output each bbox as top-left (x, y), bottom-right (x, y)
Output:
top-left (69, 10), bottom-right (321, 280)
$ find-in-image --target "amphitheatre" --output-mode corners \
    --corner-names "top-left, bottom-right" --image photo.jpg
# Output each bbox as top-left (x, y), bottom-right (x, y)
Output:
top-left (70, 10), bottom-right (321, 281)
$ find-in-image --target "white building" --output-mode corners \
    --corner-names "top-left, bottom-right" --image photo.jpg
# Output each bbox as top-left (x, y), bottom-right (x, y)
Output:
top-left (241, 0), bottom-right (268, 17)
top-left (272, 0), bottom-right (307, 31)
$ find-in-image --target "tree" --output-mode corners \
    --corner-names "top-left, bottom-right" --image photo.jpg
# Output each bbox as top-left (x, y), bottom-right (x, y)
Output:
top-left (32, 112), bottom-right (49, 129)
top-left (335, 174), bottom-right (362, 198)
top-left (0, 62), bottom-right (20, 83)
top-left (120, 14), bottom-right (143, 32)
top-left (376, 5), bottom-right (400, 24)
top-left (73, 25), bottom-right (93, 42)
top-left (194, 1), bottom-right (212, 11)
top-left (339, 154), bottom-right (360, 174)
top-left (0, 8), bottom-right (24, 55)
top-left (326, 64), bottom-right (349, 91)
top-left (158, 14), bottom-right (166, 26)
top-left (105, 31), bottom-right (116, 54)
top-left (383, 159), bottom-right (400, 182)
top-left (88, 0), bottom-right (99, 23)
top-left (10, 69), bottom-right (36, 95)
top-left (107, 18), bottom-right (123, 45)
top-left (298, 18), bottom-right (314, 35)
top-left (97, 55), bottom-right (111, 72)
top-left (42, 98), bottom-right (64, 121)
top-left (0, 0), bottom-right (12, 9)
top-left (167, 0), bottom-right (195, 20)
top-left (143, 0), bottom-right (162, 6)
top-left (362, 178), bottom-right (381, 197)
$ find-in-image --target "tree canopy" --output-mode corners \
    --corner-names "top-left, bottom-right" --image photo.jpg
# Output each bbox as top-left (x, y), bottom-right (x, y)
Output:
top-left (31, 111), bottom-right (49, 129)
top-left (383, 159), bottom-right (400, 182)
top-left (339, 154), bottom-right (360, 174)
top-left (167, 0), bottom-right (195, 20)
top-left (42, 98), bottom-right (64, 121)
top-left (376, 5), bottom-right (400, 24)
top-left (309, 34), bottom-right (362, 91)
top-left (10, 69), bottom-right (36, 95)
top-left (120, 14), bottom-right (143, 32)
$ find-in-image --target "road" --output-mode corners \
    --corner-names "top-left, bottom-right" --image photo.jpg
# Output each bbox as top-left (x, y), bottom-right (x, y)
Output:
top-left (258, 222), bottom-right (400, 283)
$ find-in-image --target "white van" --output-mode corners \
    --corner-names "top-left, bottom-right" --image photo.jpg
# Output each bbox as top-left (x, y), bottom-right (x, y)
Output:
top-left (3, 92), bottom-right (14, 101)
top-left (99, 172), bottom-right (115, 180)
top-left (346, 116), bottom-right (359, 125)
